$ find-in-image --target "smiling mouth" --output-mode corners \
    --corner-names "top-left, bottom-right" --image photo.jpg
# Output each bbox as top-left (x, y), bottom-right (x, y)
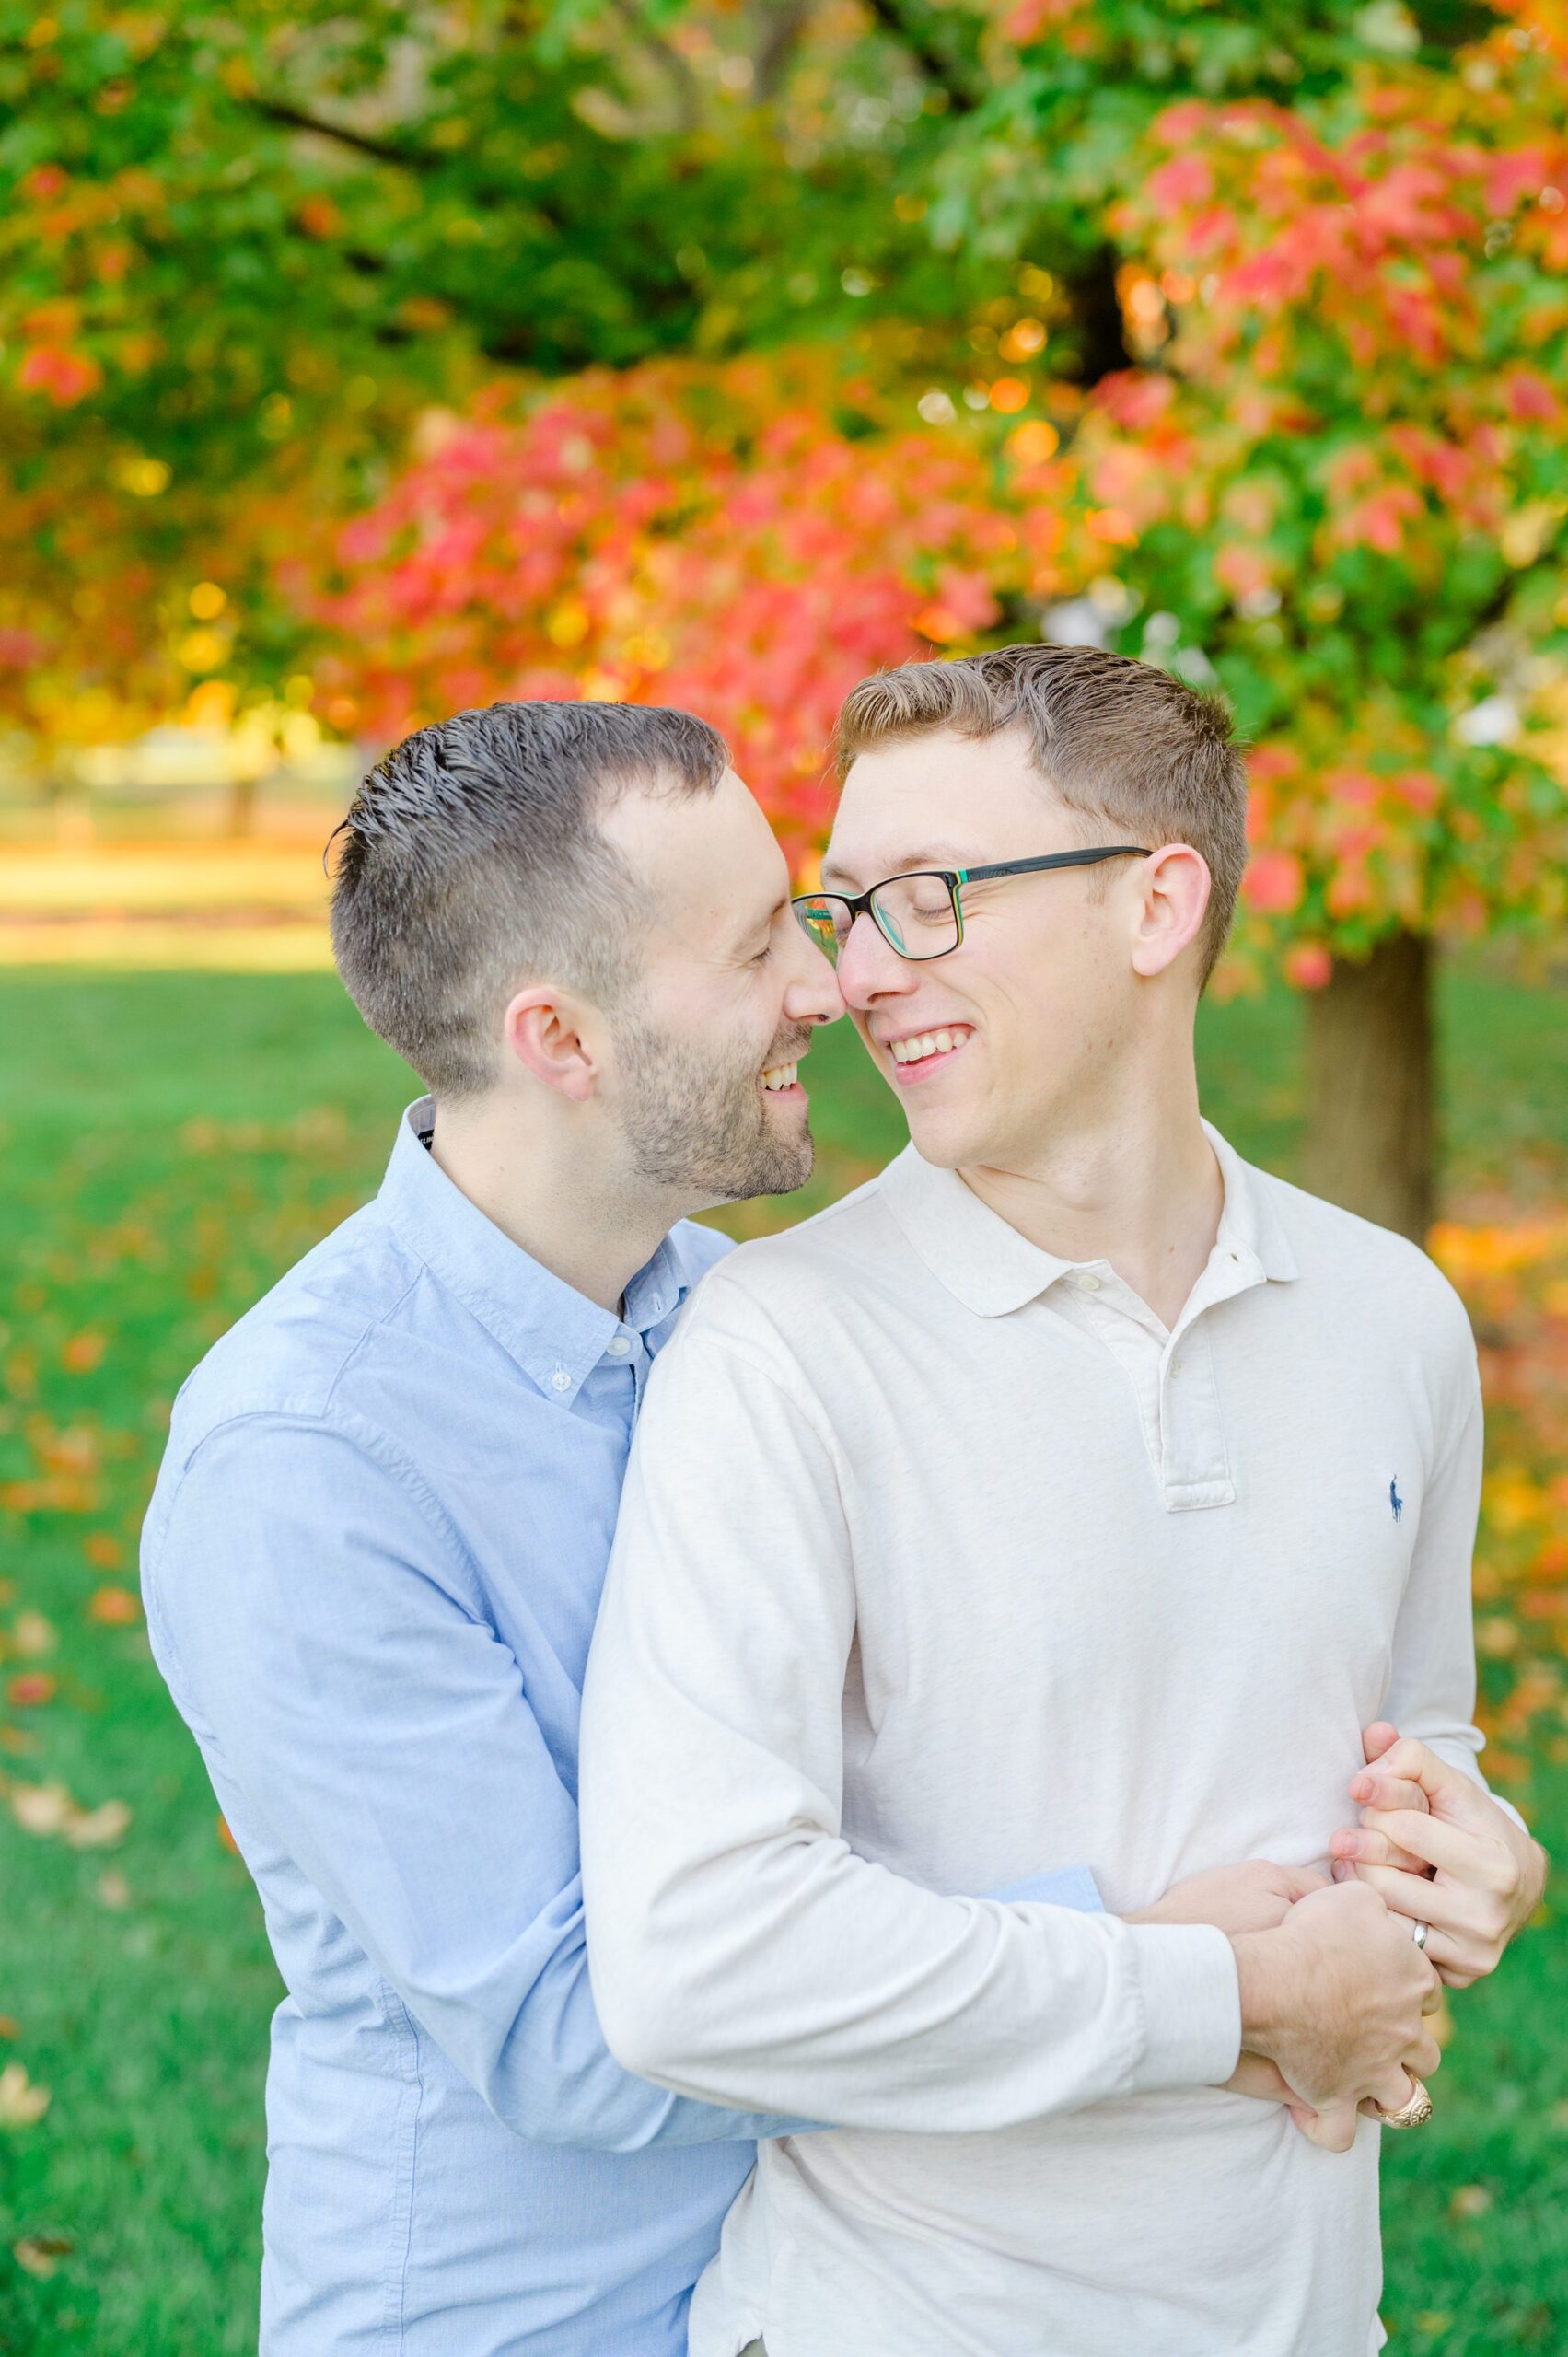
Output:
top-left (761, 1058), bottom-right (803, 1094)
top-left (881, 1024), bottom-right (972, 1078)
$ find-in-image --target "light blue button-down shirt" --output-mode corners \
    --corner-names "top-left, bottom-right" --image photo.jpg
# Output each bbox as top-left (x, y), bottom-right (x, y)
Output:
top-left (142, 1101), bottom-right (1098, 2357)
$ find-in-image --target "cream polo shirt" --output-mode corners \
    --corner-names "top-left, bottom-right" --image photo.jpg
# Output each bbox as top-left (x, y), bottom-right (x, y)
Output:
top-left (580, 1127), bottom-right (1492, 2357)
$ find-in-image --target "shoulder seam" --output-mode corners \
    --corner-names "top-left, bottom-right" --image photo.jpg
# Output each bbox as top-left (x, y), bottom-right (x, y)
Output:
top-left (168, 1403), bottom-right (480, 1608)
top-left (319, 1262), bottom-right (429, 1422)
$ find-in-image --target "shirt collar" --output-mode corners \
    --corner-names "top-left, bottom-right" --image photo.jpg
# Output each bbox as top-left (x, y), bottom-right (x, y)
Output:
top-left (377, 1098), bottom-right (695, 1407)
top-left (879, 1120), bottom-right (1297, 1319)
top-left (1203, 1120), bottom-right (1297, 1287)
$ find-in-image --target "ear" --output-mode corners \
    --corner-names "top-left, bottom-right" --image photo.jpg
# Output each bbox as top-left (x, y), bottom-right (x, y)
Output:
top-left (1128, 844), bottom-right (1212, 981)
top-left (503, 984), bottom-right (603, 1105)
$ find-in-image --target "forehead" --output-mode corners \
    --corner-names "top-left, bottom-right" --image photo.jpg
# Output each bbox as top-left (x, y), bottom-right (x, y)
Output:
top-left (601, 764), bottom-right (787, 926)
top-left (826, 726), bottom-right (1070, 880)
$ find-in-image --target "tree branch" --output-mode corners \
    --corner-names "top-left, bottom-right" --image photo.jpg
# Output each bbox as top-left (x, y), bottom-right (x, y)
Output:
top-left (753, 0), bottom-right (812, 102)
top-left (860, 0), bottom-right (979, 115)
top-left (247, 94), bottom-right (570, 235)
top-left (602, 0), bottom-right (703, 134)
top-left (247, 97), bottom-right (437, 173)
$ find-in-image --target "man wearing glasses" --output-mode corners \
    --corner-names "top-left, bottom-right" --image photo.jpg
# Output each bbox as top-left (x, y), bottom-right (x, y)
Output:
top-left (581, 644), bottom-right (1544, 2356)
top-left (145, 694), bottom-right (1273, 2357)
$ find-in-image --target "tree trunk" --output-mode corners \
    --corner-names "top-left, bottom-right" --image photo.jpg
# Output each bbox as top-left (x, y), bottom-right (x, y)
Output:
top-left (1301, 930), bottom-right (1434, 1246)
top-left (226, 769), bottom-right (259, 839)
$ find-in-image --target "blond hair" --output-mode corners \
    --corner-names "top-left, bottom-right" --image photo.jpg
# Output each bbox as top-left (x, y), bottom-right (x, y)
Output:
top-left (835, 644), bottom-right (1248, 984)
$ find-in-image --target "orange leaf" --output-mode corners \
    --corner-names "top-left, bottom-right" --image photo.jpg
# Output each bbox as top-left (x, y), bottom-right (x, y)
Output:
top-left (88, 1585), bottom-right (139, 1626)
top-left (6, 1673), bottom-right (55, 1708)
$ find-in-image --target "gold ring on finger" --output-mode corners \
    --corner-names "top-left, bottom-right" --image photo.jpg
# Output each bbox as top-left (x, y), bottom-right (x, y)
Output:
top-left (1376, 2076), bottom-right (1434, 2131)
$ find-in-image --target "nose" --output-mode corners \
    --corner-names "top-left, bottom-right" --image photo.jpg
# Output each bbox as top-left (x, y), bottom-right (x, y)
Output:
top-left (834, 909), bottom-right (918, 1011)
top-left (784, 923), bottom-right (846, 1028)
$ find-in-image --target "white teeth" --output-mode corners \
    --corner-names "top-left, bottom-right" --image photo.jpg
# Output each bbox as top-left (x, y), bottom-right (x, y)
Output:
top-left (889, 1027), bottom-right (970, 1065)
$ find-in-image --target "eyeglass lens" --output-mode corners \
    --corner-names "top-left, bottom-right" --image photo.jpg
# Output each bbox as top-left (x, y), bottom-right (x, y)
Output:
top-left (794, 875), bottom-right (959, 966)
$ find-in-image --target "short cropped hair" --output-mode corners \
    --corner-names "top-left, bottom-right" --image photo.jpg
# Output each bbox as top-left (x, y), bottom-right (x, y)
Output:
top-left (330, 700), bottom-right (727, 1098)
top-left (834, 644), bottom-right (1248, 984)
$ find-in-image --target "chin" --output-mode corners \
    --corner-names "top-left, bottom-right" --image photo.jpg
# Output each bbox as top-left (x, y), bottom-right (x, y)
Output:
top-left (900, 1098), bottom-right (981, 1172)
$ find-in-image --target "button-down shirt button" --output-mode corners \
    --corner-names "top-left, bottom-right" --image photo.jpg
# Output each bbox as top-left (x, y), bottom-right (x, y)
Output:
top-left (1171, 1360), bottom-right (1185, 1376)
top-left (607, 1335), bottom-right (632, 1358)
top-left (1074, 1271), bottom-right (1102, 1292)
top-left (550, 1369), bottom-right (572, 1393)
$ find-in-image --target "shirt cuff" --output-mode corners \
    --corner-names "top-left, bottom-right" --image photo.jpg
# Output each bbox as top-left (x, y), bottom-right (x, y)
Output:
top-left (990, 1864), bottom-right (1104, 1913)
top-left (1123, 1922), bottom-right (1241, 2094)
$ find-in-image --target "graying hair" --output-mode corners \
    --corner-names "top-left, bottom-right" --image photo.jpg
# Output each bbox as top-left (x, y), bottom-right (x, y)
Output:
top-left (330, 700), bottom-right (727, 1097)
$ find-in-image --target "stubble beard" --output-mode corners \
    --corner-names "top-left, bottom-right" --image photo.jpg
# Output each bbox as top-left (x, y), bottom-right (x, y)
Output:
top-left (612, 1013), bottom-right (815, 1203)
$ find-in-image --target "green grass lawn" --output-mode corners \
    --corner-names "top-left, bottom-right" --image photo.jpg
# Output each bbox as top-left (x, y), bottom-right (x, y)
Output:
top-left (0, 962), bottom-right (1564, 2354)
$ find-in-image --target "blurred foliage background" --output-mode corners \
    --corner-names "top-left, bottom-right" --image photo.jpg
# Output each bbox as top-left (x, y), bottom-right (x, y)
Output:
top-left (1, 1), bottom-right (1566, 2350)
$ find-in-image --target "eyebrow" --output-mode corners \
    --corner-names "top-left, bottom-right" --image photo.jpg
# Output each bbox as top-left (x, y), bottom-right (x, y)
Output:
top-left (818, 846), bottom-right (973, 890)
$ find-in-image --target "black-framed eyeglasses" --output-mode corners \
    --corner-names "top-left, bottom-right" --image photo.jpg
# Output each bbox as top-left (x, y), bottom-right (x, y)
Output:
top-left (791, 846), bottom-right (1150, 966)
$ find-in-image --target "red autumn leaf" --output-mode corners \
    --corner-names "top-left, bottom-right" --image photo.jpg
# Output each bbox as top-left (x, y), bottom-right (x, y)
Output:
top-left (1240, 850), bottom-right (1305, 916)
top-left (17, 343), bottom-right (103, 406)
top-left (6, 1673), bottom-right (57, 1708)
top-left (1283, 944), bottom-right (1333, 992)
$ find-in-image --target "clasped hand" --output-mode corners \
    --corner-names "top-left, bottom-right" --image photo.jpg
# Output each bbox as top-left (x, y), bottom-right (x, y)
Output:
top-left (1329, 1719), bottom-right (1547, 1989)
top-left (1132, 1720), bottom-right (1545, 2151)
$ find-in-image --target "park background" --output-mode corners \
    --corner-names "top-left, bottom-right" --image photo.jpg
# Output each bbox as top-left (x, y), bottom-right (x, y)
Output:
top-left (1, 1), bottom-right (1566, 2349)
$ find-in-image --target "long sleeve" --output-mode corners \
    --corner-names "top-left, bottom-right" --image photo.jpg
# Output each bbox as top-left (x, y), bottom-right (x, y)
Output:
top-left (578, 1311), bottom-right (1239, 2132)
top-left (145, 1411), bottom-right (799, 2154)
top-left (1382, 1369), bottom-right (1527, 1828)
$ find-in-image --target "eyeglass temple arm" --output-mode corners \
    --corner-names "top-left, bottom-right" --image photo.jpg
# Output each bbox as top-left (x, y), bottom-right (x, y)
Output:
top-left (955, 847), bottom-right (1151, 885)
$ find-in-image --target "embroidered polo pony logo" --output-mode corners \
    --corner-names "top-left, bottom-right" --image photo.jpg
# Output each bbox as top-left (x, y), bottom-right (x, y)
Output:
top-left (1389, 1478), bottom-right (1403, 1524)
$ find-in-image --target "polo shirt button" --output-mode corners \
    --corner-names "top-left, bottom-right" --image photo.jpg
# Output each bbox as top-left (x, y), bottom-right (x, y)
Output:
top-left (550, 1369), bottom-right (573, 1393)
top-left (607, 1336), bottom-right (631, 1358)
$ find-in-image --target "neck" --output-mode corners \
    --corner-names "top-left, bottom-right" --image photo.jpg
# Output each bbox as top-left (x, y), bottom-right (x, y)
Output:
top-left (958, 1034), bottom-right (1221, 1331)
top-left (426, 1094), bottom-right (683, 1314)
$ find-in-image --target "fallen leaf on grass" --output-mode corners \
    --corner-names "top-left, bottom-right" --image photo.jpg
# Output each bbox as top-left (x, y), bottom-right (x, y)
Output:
top-left (0, 2017), bottom-right (18, 2039)
top-left (6, 1781), bottom-right (74, 1835)
top-left (3, 1777), bottom-right (131, 1848)
top-left (0, 2062), bottom-right (50, 2128)
top-left (1450, 2184), bottom-right (1493, 2220)
top-left (67, 1800), bottom-right (132, 1849)
top-left (13, 2232), bottom-right (72, 2279)
top-left (11, 1612), bottom-right (54, 1658)
top-left (6, 1673), bottom-right (56, 1708)
top-left (87, 1585), bottom-right (139, 1626)
top-left (96, 1870), bottom-right (132, 1910)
